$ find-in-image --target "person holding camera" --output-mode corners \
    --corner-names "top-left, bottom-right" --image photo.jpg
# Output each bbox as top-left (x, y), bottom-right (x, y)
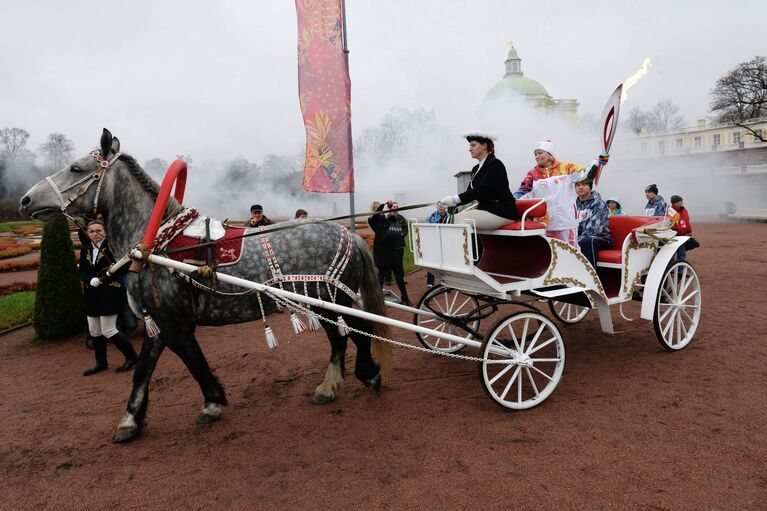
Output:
top-left (368, 200), bottom-right (411, 306)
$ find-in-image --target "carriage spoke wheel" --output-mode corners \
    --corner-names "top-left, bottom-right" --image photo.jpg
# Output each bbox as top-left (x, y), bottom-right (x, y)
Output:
top-left (548, 299), bottom-right (590, 324)
top-left (653, 261), bottom-right (701, 351)
top-left (414, 286), bottom-right (480, 353)
top-left (479, 311), bottom-right (565, 410)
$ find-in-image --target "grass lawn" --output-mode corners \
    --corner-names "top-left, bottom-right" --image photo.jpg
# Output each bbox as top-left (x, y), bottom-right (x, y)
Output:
top-left (0, 291), bottom-right (35, 330)
top-left (0, 223), bottom-right (12, 233)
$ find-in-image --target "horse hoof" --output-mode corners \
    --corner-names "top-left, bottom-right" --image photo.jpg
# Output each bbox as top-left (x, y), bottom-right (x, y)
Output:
top-left (364, 373), bottom-right (381, 393)
top-left (196, 402), bottom-right (222, 424)
top-left (312, 393), bottom-right (336, 405)
top-left (196, 413), bottom-right (221, 424)
top-left (113, 427), bottom-right (140, 443)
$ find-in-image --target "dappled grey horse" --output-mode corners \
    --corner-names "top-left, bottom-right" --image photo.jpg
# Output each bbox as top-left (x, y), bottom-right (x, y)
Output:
top-left (19, 129), bottom-right (390, 442)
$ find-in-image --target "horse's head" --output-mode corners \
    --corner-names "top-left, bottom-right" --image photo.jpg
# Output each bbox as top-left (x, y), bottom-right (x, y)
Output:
top-left (19, 128), bottom-right (121, 222)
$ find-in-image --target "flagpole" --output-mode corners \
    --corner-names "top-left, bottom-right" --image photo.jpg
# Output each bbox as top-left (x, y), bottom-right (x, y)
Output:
top-left (340, 0), bottom-right (355, 233)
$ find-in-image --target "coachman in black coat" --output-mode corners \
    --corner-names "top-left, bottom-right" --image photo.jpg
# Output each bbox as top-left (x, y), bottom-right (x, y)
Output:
top-left (458, 153), bottom-right (516, 221)
top-left (79, 236), bottom-right (137, 375)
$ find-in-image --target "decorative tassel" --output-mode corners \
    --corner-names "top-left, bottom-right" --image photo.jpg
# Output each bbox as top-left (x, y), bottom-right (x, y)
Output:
top-left (143, 311), bottom-right (161, 337)
top-left (337, 315), bottom-right (350, 336)
top-left (264, 325), bottom-right (278, 349)
top-left (290, 312), bottom-right (306, 334)
top-left (307, 313), bottom-right (321, 332)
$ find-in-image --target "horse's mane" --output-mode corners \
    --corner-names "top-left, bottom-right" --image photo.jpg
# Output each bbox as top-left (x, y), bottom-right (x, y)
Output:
top-left (117, 154), bottom-right (183, 216)
top-left (118, 154), bottom-right (160, 199)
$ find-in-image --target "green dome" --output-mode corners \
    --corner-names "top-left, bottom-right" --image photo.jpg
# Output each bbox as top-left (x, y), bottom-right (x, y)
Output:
top-left (485, 75), bottom-right (549, 99)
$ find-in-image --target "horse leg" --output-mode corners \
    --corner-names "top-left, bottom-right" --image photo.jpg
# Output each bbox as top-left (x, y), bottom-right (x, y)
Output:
top-left (346, 316), bottom-right (382, 392)
top-left (113, 334), bottom-right (165, 443)
top-left (166, 333), bottom-right (228, 425)
top-left (312, 311), bottom-right (348, 404)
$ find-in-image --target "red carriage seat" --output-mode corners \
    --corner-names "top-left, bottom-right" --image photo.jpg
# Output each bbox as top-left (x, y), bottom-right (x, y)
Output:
top-left (596, 216), bottom-right (663, 265)
top-left (498, 199), bottom-right (547, 231)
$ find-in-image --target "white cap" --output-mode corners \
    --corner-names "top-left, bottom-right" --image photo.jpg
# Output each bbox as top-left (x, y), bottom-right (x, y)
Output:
top-left (534, 140), bottom-right (555, 156)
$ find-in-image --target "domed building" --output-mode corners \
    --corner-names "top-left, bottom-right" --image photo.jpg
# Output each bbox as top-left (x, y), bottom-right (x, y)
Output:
top-left (482, 44), bottom-right (578, 121)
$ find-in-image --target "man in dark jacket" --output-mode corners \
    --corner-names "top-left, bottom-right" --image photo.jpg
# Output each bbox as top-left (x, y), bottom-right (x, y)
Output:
top-left (248, 204), bottom-right (274, 227)
top-left (575, 180), bottom-right (612, 269)
top-left (368, 200), bottom-right (411, 305)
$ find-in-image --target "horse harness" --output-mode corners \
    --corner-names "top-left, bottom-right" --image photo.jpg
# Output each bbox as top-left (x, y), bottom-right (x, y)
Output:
top-left (44, 149), bottom-right (121, 217)
top-left (153, 208), bottom-right (362, 306)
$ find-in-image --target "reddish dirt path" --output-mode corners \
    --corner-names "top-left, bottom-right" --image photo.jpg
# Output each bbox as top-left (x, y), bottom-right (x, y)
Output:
top-left (1, 222), bottom-right (765, 510)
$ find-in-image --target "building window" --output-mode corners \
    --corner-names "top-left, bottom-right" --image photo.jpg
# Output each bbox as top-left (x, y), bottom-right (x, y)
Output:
top-left (694, 136), bottom-right (702, 147)
top-left (733, 131), bottom-right (741, 144)
top-left (713, 134), bottom-right (721, 146)
top-left (641, 142), bottom-right (648, 153)
top-left (658, 140), bottom-right (666, 154)
top-left (676, 138), bottom-right (683, 149)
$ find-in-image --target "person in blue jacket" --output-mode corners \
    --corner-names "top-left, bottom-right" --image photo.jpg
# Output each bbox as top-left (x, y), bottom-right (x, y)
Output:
top-left (575, 180), bottom-right (612, 269)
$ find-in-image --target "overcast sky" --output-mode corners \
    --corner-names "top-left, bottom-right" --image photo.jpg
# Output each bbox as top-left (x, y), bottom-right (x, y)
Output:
top-left (1, 0), bottom-right (764, 167)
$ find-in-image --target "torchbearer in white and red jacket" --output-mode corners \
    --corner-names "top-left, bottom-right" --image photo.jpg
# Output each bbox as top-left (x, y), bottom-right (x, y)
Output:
top-left (438, 131), bottom-right (517, 230)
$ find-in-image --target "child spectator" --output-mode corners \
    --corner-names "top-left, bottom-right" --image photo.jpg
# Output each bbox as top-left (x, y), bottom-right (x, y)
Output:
top-left (605, 196), bottom-right (624, 216)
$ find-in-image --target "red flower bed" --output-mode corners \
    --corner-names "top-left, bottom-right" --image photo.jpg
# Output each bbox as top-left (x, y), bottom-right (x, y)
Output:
top-left (0, 281), bottom-right (36, 296)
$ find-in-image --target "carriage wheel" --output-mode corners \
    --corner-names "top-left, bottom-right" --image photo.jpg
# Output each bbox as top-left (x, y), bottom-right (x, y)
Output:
top-left (653, 261), bottom-right (701, 351)
top-left (413, 286), bottom-right (480, 353)
top-left (479, 311), bottom-right (565, 410)
top-left (548, 300), bottom-right (590, 324)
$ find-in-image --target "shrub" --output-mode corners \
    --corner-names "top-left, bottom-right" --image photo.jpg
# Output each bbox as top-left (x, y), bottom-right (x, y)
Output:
top-left (11, 224), bottom-right (42, 235)
top-left (0, 281), bottom-right (36, 296)
top-left (0, 259), bottom-right (39, 272)
top-left (33, 216), bottom-right (84, 339)
top-left (0, 244), bottom-right (33, 259)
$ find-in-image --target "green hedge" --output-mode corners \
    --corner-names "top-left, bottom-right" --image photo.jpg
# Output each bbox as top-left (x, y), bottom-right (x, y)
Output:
top-left (33, 216), bottom-right (84, 339)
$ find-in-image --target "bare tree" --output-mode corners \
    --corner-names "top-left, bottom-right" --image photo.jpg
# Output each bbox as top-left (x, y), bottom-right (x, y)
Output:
top-left (710, 56), bottom-right (767, 142)
top-left (646, 99), bottom-right (686, 134)
top-left (222, 156), bottom-right (260, 190)
top-left (39, 132), bottom-right (75, 170)
top-left (0, 127), bottom-right (31, 168)
top-left (355, 107), bottom-right (436, 158)
top-left (143, 157), bottom-right (170, 178)
top-left (625, 107), bottom-right (648, 135)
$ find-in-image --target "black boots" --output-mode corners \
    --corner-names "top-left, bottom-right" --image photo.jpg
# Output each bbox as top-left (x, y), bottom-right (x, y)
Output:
top-left (83, 333), bottom-right (137, 376)
top-left (110, 331), bottom-right (138, 373)
top-left (83, 337), bottom-right (108, 376)
top-left (396, 281), bottom-right (411, 306)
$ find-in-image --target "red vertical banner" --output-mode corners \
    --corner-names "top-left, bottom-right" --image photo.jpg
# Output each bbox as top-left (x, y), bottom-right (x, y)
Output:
top-left (295, 0), bottom-right (354, 193)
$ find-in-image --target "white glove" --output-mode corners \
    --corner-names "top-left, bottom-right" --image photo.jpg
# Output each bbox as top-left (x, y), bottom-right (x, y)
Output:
top-left (89, 277), bottom-right (101, 288)
top-left (440, 195), bottom-right (460, 207)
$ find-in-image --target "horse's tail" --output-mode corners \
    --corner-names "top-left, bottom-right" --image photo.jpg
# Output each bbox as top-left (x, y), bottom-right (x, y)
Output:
top-left (354, 234), bottom-right (392, 378)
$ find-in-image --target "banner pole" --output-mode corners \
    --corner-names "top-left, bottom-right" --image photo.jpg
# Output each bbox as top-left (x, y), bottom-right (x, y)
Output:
top-left (340, 0), bottom-right (355, 233)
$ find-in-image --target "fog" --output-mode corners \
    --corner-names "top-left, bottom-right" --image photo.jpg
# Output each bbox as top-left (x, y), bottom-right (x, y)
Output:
top-left (1, 1), bottom-right (765, 220)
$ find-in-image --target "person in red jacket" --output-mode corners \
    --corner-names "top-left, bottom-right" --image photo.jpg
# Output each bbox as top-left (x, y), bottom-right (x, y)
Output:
top-left (670, 195), bottom-right (692, 260)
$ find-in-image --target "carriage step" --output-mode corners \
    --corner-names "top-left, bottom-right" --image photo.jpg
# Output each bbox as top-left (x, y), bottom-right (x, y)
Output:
top-left (531, 286), bottom-right (589, 299)
top-left (611, 318), bottom-right (650, 333)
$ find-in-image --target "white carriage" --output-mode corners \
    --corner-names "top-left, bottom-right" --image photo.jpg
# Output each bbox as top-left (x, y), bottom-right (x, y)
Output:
top-left (408, 199), bottom-right (702, 410)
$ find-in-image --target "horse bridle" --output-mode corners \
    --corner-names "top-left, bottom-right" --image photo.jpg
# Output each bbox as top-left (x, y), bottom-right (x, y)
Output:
top-left (42, 148), bottom-right (121, 217)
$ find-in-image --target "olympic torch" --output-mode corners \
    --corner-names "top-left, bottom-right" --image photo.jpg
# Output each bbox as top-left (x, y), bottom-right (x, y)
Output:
top-left (593, 84), bottom-right (622, 186)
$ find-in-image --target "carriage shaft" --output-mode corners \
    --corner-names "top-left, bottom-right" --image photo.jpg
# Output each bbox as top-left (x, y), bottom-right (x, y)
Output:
top-left (132, 251), bottom-right (485, 350)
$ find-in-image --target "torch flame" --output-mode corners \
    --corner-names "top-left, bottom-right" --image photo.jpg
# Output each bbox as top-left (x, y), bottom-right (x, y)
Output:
top-left (620, 58), bottom-right (652, 104)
